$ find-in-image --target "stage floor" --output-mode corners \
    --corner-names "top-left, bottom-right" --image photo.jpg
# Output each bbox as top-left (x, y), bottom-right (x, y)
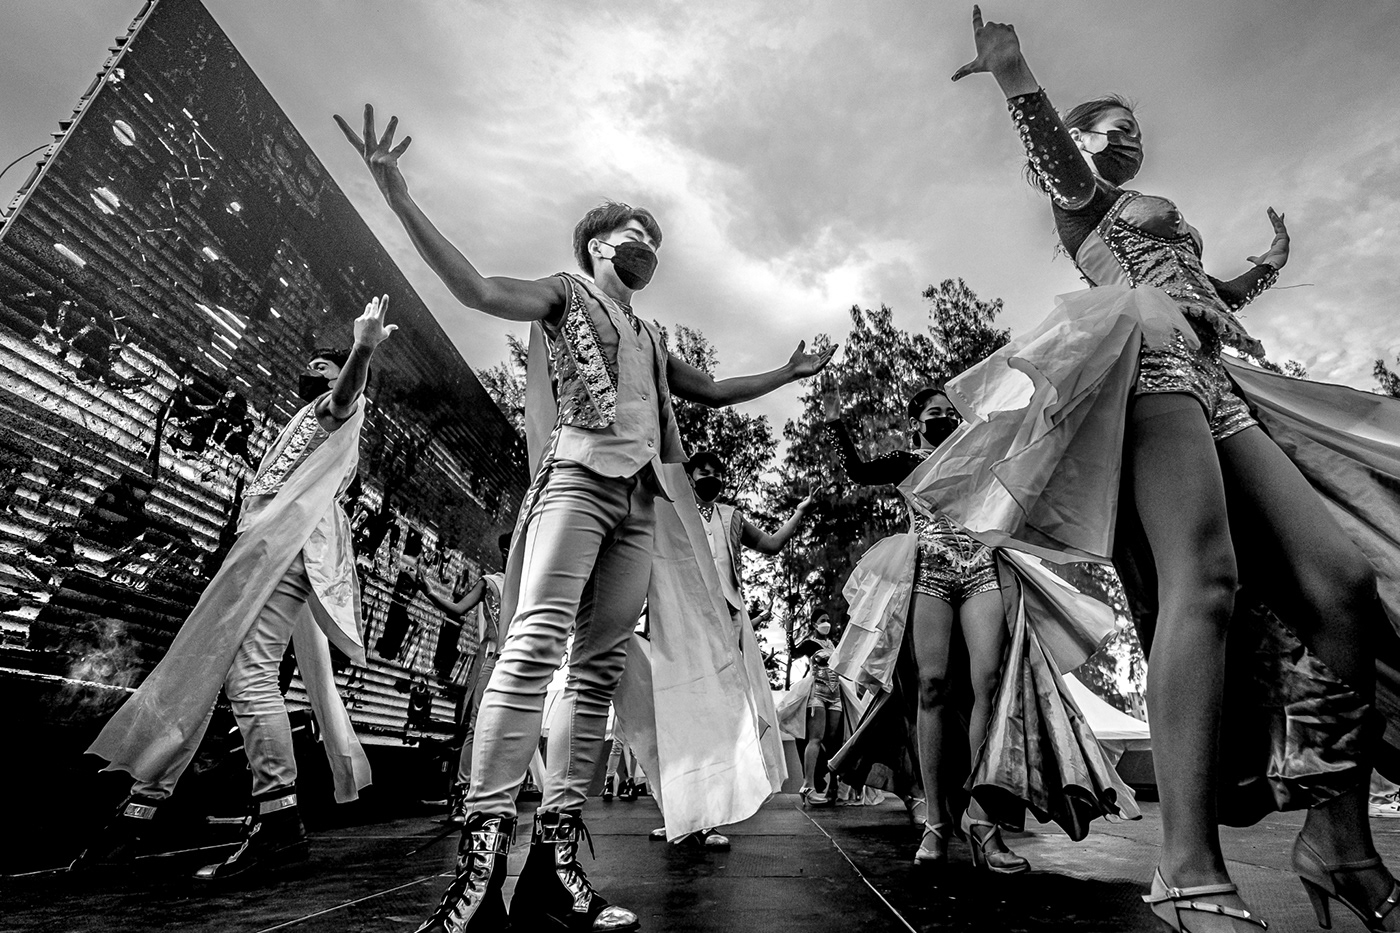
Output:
top-left (6, 794), bottom-right (1399, 932)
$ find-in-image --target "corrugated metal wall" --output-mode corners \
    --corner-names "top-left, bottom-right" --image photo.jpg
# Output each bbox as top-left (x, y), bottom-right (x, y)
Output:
top-left (0, 0), bottom-right (528, 747)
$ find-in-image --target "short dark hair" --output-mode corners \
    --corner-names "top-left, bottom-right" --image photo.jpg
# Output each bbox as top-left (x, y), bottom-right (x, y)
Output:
top-left (497, 532), bottom-right (512, 551)
top-left (308, 345), bottom-right (372, 389)
top-left (572, 201), bottom-right (663, 275)
top-left (685, 449), bottom-right (726, 475)
top-left (309, 346), bottom-right (351, 368)
top-left (1024, 94), bottom-right (1136, 196)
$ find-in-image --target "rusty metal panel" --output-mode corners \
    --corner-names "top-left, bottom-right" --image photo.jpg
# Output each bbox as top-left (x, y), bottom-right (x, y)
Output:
top-left (0, 0), bottom-right (528, 746)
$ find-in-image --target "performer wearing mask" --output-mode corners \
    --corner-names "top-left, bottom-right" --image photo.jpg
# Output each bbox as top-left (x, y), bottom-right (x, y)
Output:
top-left (416, 533), bottom-right (511, 826)
top-left (338, 104), bottom-right (832, 933)
top-left (76, 297), bottom-right (392, 879)
top-left (635, 450), bottom-right (811, 848)
top-left (941, 8), bottom-right (1400, 929)
top-left (780, 610), bottom-right (851, 807)
top-left (822, 386), bottom-right (1135, 871)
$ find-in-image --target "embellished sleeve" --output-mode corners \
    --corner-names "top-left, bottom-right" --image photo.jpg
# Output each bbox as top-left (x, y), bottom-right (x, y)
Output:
top-left (1207, 264), bottom-right (1280, 312)
top-left (1008, 89), bottom-right (1098, 211)
top-left (823, 419), bottom-right (920, 487)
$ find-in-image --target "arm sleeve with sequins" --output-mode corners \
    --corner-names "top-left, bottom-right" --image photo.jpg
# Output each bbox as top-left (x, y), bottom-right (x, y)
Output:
top-left (1007, 89), bottom-right (1100, 210)
top-left (1207, 264), bottom-right (1279, 312)
top-left (823, 419), bottom-right (922, 487)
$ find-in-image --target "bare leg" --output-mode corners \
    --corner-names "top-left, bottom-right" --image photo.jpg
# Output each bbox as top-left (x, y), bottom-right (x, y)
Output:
top-left (1129, 394), bottom-right (1247, 927)
top-left (802, 708), bottom-right (826, 791)
top-left (822, 708), bottom-right (843, 794)
top-left (908, 592), bottom-right (957, 827)
top-left (1217, 426), bottom-right (1397, 926)
top-left (958, 588), bottom-right (1011, 834)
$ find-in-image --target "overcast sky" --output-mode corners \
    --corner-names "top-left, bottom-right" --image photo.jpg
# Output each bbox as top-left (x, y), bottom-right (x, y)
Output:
top-left (4, 0), bottom-right (1399, 439)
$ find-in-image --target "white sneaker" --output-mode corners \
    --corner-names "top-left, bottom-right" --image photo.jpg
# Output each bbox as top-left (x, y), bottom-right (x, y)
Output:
top-left (1369, 794), bottom-right (1400, 819)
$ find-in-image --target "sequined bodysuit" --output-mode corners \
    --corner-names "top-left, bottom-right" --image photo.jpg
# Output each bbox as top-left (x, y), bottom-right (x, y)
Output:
top-left (1009, 89), bottom-right (1278, 440)
top-left (825, 420), bottom-right (999, 603)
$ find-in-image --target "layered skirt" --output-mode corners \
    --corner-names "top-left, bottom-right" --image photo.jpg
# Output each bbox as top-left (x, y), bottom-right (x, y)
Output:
top-left (902, 285), bottom-right (1400, 820)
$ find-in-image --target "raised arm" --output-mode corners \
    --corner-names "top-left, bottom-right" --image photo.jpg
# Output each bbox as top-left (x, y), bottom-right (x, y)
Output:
top-left (741, 496), bottom-right (815, 555)
top-left (667, 340), bottom-right (835, 408)
top-left (1209, 208), bottom-right (1288, 311)
top-left (951, 7), bottom-right (1098, 211)
top-left (318, 295), bottom-right (395, 429)
top-left (823, 419), bottom-right (920, 487)
top-left (335, 105), bottom-right (565, 323)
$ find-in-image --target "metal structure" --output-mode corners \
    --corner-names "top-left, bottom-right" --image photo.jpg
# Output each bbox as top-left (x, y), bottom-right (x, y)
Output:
top-left (0, 0), bottom-right (527, 749)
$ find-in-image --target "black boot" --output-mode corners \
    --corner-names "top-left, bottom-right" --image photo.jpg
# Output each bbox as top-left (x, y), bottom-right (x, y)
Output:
top-left (194, 785), bottom-right (309, 881)
top-left (415, 813), bottom-right (515, 933)
top-left (68, 794), bottom-right (163, 872)
top-left (511, 810), bottom-right (639, 932)
top-left (439, 781), bottom-right (468, 826)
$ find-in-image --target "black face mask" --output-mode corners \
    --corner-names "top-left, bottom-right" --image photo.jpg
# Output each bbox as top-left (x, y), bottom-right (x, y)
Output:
top-left (920, 414), bottom-right (961, 446)
top-left (604, 240), bottom-right (658, 290)
top-left (1088, 130), bottom-right (1143, 186)
top-left (297, 373), bottom-right (331, 402)
top-left (694, 475), bottom-right (724, 502)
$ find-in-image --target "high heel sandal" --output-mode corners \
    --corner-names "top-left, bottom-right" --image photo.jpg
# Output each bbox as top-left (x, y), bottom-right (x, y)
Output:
top-left (960, 812), bottom-right (1030, 875)
top-left (904, 795), bottom-right (928, 826)
top-left (1294, 836), bottom-right (1400, 930)
top-left (798, 785), bottom-right (832, 808)
top-left (913, 822), bottom-right (949, 865)
top-left (1141, 868), bottom-right (1267, 931)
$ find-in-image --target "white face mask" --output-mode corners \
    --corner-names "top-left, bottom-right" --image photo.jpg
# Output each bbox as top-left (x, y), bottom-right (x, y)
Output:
top-left (815, 622), bottom-right (831, 636)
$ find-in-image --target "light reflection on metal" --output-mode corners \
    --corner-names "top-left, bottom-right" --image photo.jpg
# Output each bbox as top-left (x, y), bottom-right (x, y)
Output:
top-left (0, 0), bottom-right (526, 749)
top-left (112, 119), bottom-right (136, 146)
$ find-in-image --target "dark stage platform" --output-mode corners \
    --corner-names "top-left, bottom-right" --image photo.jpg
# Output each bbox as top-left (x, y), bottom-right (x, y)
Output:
top-left (6, 795), bottom-right (1398, 932)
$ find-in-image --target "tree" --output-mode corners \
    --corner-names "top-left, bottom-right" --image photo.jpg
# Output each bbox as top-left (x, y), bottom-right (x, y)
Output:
top-left (1376, 356), bottom-right (1400, 398)
top-left (760, 279), bottom-right (1012, 683)
top-left (478, 333), bottom-right (527, 434)
top-left (657, 323), bottom-right (778, 499)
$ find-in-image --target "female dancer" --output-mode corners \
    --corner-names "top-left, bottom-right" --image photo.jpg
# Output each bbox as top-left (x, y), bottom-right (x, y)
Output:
top-left (791, 611), bottom-right (844, 806)
top-left (943, 7), bottom-right (1400, 929)
top-left (823, 387), bottom-right (1029, 869)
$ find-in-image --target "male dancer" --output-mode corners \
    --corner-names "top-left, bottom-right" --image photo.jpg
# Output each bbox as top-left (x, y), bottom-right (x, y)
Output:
top-left (78, 297), bottom-right (392, 879)
top-left (642, 451), bottom-right (813, 848)
top-left (417, 533), bottom-right (511, 824)
top-left (336, 104), bottom-right (833, 933)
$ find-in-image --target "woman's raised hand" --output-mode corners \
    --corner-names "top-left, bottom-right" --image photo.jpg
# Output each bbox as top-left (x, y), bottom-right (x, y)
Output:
top-left (334, 104), bottom-right (413, 205)
top-left (821, 389), bottom-right (842, 422)
top-left (951, 6), bottom-right (1025, 82)
top-left (1246, 207), bottom-right (1290, 271)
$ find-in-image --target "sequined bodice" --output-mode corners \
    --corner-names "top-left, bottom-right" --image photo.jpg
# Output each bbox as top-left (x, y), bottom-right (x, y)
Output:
top-left (1077, 192), bottom-right (1263, 356)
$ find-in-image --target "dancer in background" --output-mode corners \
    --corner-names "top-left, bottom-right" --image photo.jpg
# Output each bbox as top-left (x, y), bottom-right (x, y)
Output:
top-left (416, 533), bottom-right (511, 825)
top-left (823, 386), bottom-right (1135, 871)
top-left (339, 103), bottom-right (832, 933)
top-left (637, 450), bottom-right (810, 849)
top-left (944, 7), bottom-right (1400, 929)
top-left (779, 610), bottom-right (849, 808)
top-left (77, 296), bottom-right (392, 879)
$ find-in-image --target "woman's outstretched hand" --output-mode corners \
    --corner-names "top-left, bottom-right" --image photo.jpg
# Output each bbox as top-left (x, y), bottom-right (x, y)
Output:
top-left (951, 6), bottom-right (1024, 82)
top-left (335, 104), bottom-right (413, 206)
top-left (1246, 207), bottom-right (1290, 270)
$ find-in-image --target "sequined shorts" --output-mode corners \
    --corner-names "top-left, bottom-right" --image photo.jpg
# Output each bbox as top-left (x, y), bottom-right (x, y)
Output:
top-left (913, 526), bottom-right (1000, 605)
top-left (1136, 333), bottom-right (1258, 441)
top-left (808, 670), bottom-right (843, 712)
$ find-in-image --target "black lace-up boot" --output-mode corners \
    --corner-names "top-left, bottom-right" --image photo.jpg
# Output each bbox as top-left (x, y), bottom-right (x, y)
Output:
top-left (416, 813), bottom-right (515, 933)
top-left (68, 794), bottom-right (163, 872)
top-left (511, 809), bottom-right (639, 932)
top-left (194, 784), bottom-right (308, 880)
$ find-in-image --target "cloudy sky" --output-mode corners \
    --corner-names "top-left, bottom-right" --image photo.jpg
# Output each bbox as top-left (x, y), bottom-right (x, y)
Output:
top-left (4, 0), bottom-right (1399, 438)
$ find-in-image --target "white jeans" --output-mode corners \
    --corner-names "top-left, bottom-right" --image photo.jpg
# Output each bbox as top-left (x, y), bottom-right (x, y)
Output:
top-left (133, 554), bottom-right (309, 800)
top-left (466, 462), bottom-right (656, 817)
